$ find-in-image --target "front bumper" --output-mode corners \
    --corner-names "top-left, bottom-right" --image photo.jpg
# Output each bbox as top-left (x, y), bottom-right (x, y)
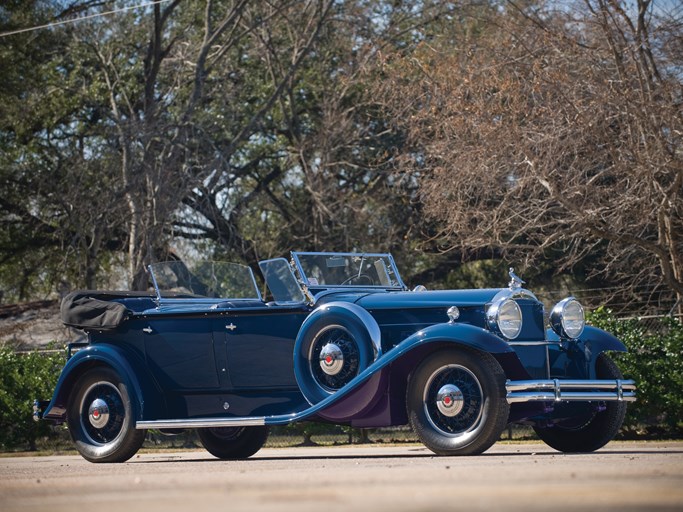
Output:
top-left (505, 379), bottom-right (636, 404)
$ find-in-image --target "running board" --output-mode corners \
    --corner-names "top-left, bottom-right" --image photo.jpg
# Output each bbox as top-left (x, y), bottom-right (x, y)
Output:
top-left (136, 416), bottom-right (266, 430)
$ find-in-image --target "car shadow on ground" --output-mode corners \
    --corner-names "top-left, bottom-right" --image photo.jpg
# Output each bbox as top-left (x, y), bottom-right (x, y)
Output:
top-left (130, 448), bottom-right (683, 464)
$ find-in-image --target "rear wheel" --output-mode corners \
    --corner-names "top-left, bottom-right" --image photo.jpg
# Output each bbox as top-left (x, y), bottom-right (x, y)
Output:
top-left (533, 354), bottom-right (627, 453)
top-left (407, 349), bottom-right (509, 456)
top-left (66, 367), bottom-right (145, 463)
top-left (197, 426), bottom-right (268, 459)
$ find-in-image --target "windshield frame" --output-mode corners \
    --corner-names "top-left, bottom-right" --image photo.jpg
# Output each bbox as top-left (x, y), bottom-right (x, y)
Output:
top-left (291, 252), bottom-right (406, 290)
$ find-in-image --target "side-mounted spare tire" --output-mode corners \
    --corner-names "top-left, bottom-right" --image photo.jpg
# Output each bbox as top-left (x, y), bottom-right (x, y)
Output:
top-left (293, 302), bottom-right (382, 404)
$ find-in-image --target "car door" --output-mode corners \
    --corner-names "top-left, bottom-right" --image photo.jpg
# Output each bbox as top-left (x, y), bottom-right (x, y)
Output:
top-left (215, 306), bottom-right (310, 389)
top-left (143, 316), bottom-right (220, 391)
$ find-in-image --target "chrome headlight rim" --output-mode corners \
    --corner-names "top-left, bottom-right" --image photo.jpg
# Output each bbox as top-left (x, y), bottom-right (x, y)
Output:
top-left (550, 297), bottom-right (585, 339)
top-left (486, 298), bottom-right (523, 340)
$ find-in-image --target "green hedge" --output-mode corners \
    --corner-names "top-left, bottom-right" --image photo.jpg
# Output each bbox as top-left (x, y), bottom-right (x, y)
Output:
top-left (587, 308), bottom-right (683, 437)
top-left (0, 347), bottom-right (64, 450)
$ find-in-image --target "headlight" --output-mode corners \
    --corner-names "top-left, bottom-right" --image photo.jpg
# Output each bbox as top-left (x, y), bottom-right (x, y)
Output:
top-left (550, 297), bottom-right (585, 339)
top-left (487, 298), bottom-right (522, 339)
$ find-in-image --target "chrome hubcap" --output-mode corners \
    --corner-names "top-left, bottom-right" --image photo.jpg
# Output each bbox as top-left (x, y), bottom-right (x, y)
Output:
top-left (88, 398), bottom-right (110, 428)
top-left (423, 364), bottom-right (484, 438)
top-left (319, 343), bottom-right (344, 375)
top-left (436, 384), bottom-right (464, 417)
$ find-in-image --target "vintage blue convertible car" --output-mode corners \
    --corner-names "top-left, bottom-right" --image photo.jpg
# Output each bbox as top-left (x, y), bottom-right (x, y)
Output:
top-left (35, 252), bottom-right (636, 462)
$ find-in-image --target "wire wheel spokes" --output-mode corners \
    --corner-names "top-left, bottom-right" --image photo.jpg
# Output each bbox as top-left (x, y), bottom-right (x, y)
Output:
top-left (79, 382), bottom-right (126, 445)
top-left (423, 365), bottom-right (484, 436)
top-left (310, 326), bottom-right (360, 391)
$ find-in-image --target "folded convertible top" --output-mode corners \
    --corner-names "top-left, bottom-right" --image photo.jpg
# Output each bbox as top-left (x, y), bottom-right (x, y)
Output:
top-left (60, 291), bottom-right (147, 330)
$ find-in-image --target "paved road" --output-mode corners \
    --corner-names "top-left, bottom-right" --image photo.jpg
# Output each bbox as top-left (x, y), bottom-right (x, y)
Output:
top-left (1, 441), bottom-right (682, 512)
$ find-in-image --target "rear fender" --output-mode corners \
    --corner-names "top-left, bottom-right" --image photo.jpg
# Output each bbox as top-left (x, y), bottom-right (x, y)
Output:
top-left (42, 344), bottom-right (156, 424)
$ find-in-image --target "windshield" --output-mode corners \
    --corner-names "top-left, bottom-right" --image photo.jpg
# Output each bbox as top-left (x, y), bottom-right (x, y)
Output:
top-left (259, 258), bottom-right (307, 303)
top-left (292, 252), bottom-right (404, 288)
top-left (148, 261), bottom-right (261, 300)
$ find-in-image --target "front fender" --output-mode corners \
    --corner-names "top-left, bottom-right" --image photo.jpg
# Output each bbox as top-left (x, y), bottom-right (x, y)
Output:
top-left (42, 344), bottom-right (148, 424)
top-left (332, 322), bottom-right (513, 398)
top-left (580, 325), bottom-right (628, 353)
top-left (394, 322), bottom-right (514, 357)
top-left (546, 326), bottom-right (628, 380)
top-left (545, 325), bottom-right (627, 353)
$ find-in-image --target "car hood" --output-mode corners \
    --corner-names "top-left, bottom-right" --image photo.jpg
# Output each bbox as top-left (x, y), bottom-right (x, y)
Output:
top-left (354, 289), bottom-right (505, 310)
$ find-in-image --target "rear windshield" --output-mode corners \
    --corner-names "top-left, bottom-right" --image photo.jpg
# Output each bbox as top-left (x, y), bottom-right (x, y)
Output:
top-left (148, 261), bottom-right (261, 299)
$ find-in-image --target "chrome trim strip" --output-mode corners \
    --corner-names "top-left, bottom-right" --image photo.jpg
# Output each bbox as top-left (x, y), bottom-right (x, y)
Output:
top-left (136, 417), bottom-right (266, 429)
top-left (507, 341), bottom-right (561, 346)
top-left (506, 379), bottom-right (636, 404)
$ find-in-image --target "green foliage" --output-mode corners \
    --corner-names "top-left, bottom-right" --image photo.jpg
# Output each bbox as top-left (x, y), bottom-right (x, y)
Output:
top-left (0, 347), bottom-right (64, 450)
top-left (587, 308), bottom-right (683, 436)
top-left (443, 260), bottom-right (509, 290)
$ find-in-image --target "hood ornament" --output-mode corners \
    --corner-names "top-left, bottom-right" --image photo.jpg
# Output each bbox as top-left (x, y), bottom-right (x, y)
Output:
top-left (508, 268), bottom-right (525, 290)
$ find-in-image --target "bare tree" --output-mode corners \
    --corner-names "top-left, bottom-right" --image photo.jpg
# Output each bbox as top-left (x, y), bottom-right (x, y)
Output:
top-left (82, 0), bottom-right (335, 288)
top-left (173, 0), bottom-right (454, 265)
top-left (376, 0), bottom-right (683, 309)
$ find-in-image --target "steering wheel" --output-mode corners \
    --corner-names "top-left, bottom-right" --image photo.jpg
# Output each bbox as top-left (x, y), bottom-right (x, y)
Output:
top-left (341, 274), bottom-right (375, 286)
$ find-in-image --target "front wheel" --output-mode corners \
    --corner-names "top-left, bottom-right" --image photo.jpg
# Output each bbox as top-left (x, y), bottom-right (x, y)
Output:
top-left (407, 348), bottom-right (510, 456)
top-left (198, 426), bottom-right (268, 459)
top-left (533, 353), bottom-right (627, 453)
top-left (66, 367), bottom-right (145, 463)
